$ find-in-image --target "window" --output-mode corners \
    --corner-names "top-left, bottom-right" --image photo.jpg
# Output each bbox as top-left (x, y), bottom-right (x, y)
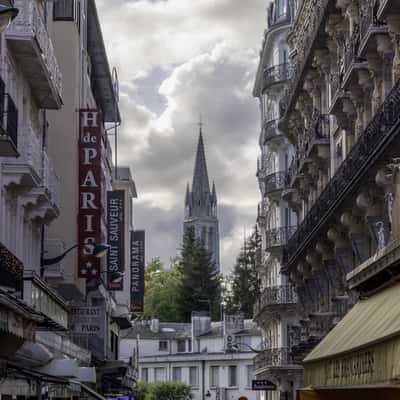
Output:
top-left (188, 339), bottom-right (192, 352)
top-left (177, 339), bottom-right (186, 353)
top-left (210, 366), bottom-right (219, 388)
top-left (228, 365), bottom-right (237, 387)
top-left (159, 340), bottom-right (168, 351)
top-left (53, 0), bottom-right (74, 20)
top-left (172, 367), bottom-right (182, 382)
top-left (246, 365), bottom-right (255, 388)
top-left (189, 367), bottom-right (199, 387)
top-left (154, 367), bottom-right (166, 382)
top-left (141, 368), bottom-right (148, 382)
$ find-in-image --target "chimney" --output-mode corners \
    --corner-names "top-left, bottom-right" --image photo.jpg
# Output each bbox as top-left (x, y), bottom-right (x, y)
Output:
top-left (223, 313), bottom-right (244, 336)
top-left (150, 317), bottom-right (159, 333)
top-left (192, 311), bottom-right (211, 337)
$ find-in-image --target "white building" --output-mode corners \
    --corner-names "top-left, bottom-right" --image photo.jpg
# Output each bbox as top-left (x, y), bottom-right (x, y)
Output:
top-left (252, 1), bottom-right (303, 399)
top-left (120, 314), bottom-right (262, 400)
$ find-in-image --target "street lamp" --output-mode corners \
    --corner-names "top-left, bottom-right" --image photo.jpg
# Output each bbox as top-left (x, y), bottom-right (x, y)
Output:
top-left (41, 243), bottom-right (110, 267)
top-left (231, 342), bottom-right (262, 353)
top-left (0, 1), bottom-right (18, 33)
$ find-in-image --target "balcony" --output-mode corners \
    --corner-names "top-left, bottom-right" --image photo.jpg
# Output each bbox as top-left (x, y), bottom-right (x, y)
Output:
top-left (280, 0), bottom-right (331, 121)
top-left (254, 285), bottom-right (298, 317)
top-left (263, 171), bottom-right (288, 198)
top-left (284, 79), bottom-right (400, 272)
top-left (287, 111), bottom-right (330, 186)
top-left (261, 118), bottom-right (284, 147)
top-left (266, 226), bottom-right (296, 251)
top-left (0, 241), bottom-right (24, 292)
top-left (263, 63), bottom-right (291, 91)
top-left (2, 123), bottom-right (42, 188)
top-left (0, 80), bottom-right (19, 157)
top-left (6, 0), bottom-right (62, 109)
top-left (359, 0), bottom-right (387, 56)
top-left (254, 347), bottom-right (299, 372)
top-left (268, 10), bottom-right (291, 30)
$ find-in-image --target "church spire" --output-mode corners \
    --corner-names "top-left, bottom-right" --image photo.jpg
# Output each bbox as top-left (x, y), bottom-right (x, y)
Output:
top-left (192, 119), bottom-right (210, 194)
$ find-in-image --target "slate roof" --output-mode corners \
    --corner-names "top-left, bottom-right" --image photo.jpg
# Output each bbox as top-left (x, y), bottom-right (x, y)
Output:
top-left (121, 320), bottom-right (260, 340)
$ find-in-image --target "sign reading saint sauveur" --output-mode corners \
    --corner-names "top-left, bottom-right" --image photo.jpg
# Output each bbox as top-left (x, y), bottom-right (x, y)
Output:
top-left (78, 109), bottom-right (102, 279)
top-left (252, 379), bottom-right (277, 391)
top-left (130, 230), bottom-right (145, 312)
top-left (107, 190), bottom-right (125, 290)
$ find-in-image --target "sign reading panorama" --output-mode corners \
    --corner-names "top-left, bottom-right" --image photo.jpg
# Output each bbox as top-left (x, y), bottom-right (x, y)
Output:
top-left (107, 190), bottom-right (125, 290)
top-left (130, 230), bottom-right (145, 312)
top-left (251, 380), bottom-right (277, 391)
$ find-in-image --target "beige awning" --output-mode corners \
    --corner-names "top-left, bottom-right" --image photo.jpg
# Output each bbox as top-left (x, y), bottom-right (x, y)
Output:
top-left (297, 385), bottom-right (400, 400)
top-left (304, 281), bottom-right (400, 363)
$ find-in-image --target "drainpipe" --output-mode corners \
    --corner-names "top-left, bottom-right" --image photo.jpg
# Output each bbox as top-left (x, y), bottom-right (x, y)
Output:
top-left (201, 359), bottom-right (205, 400)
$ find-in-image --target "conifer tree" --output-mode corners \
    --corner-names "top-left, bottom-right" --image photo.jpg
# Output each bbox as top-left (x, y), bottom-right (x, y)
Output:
top-left (178, 226), bottom-right (222, 322)
top-left (226, 226), bottom-right (261, 318)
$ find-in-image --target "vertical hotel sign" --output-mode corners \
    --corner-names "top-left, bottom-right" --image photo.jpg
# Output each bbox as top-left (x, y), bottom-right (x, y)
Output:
top-left (131, 230), bottom-right (145, 312)
top-left (107, 190), bottom-right (124, 290)
top-left (78, 110), bottom-right (102, 278)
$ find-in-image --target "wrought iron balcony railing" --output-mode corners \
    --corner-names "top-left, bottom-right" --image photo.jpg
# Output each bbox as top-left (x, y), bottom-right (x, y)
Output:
top-left (287, 111), bottom-right (330, 184)
top-left (263, 63), bottom-right (291, 91)
top-left (254, 347), bottom-right (295, 370)
top-left (360, 0), bottom-right (385, 44)
top-left (268, 10), bottom-right (291, 30)
top-left (264, 171), bottom-right (288, 194)
top-left (7, 0), bottom-right (62, 108)
top-left (0, 80), bottom-right (18, 157)
top-left (285, 79), bottom-right (400, 269)
top-left (280, 0), bottom-right (330, 119)
top-left (262, 118), bottom-right (282, 144)
top-left (266, 226), bottom-right (297, 249)
top-left (254, 285), bottom-right (298, 316)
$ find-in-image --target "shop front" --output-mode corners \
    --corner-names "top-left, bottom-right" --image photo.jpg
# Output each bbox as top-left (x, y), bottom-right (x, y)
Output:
top-left (297, 281), bottom-right (400, 400)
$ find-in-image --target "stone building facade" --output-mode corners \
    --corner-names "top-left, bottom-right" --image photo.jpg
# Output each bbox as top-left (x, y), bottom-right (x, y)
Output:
top-left (254, 0), bottom-right (400, 398)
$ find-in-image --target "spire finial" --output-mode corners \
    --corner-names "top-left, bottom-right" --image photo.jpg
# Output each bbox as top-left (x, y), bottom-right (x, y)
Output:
top-left (198, 113), bottom-right (203, 133)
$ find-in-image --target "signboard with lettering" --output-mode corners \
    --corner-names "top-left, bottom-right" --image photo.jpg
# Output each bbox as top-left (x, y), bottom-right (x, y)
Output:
top-left (107, 190), bottom-right (125, 290)
top-left (251, 380), bottom-right (277, 391)
top-left (70, 306), bottom-right (103, 336)
top-left (130, 230), bottom-right (145, 312)
top-left (78, 110), bottom-right (102, 279)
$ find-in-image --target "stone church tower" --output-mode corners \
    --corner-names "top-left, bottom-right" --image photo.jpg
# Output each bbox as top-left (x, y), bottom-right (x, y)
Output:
top-left (184, 125), bottom-right (220, 271)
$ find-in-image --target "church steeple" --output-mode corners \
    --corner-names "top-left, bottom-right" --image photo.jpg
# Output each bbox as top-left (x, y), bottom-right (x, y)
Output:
top-left (192, 123), bottom-right (210, 195)
top-left (183, 118), bottom-right (220, 271)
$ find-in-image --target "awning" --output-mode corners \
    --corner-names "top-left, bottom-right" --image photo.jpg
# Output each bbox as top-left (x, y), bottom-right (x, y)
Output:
top-left (297, 385), bottom-right (400, 400)
top-left (305, 282), bottom-right (400, 362)
top-left (303, 282), bottom-right (400, 388)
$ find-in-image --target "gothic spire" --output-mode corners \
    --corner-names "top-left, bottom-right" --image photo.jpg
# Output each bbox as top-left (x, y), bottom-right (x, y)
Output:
top-left (185, 182), bottom-right (190, 206)
top-left (192, 123), bottom-right (210, 194)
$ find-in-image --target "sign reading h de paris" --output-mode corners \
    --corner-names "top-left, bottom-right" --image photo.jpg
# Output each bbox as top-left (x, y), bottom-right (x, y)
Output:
top-left (78, 110), bottom-right (102, 278)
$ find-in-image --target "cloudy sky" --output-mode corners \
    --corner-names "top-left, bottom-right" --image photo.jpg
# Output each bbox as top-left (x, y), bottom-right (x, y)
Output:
top-left (97, 0), bottom-right (267, 273)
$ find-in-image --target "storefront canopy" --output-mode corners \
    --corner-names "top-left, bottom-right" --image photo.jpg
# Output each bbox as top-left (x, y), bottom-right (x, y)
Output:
top-left (304, 282), bottom-right (400, 362)
top-left (297, 385), bottom-right (400, 400)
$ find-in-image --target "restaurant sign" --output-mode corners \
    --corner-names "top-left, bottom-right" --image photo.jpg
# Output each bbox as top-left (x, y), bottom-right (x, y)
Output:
top-left (70, 306), bottom-right (104, 336)
top-left (78, 109), bottom-right (102, 279)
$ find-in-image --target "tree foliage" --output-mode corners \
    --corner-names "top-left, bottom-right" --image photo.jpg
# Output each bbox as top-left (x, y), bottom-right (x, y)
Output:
top-left (143, 258), bottom-right (184, 322)
top-left (178, 227), bottom-right (222, 322)
top-left (136, 382), bottom-right (192, 400)
top-left (224, 226), bottom-right (261, 318)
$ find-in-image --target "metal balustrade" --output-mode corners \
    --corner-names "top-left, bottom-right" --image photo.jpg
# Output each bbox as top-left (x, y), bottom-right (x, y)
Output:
top-left (263, 63), bottom-right (291, 90)
top-left (254, 347), bottom-right (295, 370)
top-left (254, 285), bottom-right (298, 316)
top-left (266, 226), bottom-right (297, 249)
top-left (264, 171), bottom-right (288, 194)
top-left (285, 80), bottom-right (400, 269)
